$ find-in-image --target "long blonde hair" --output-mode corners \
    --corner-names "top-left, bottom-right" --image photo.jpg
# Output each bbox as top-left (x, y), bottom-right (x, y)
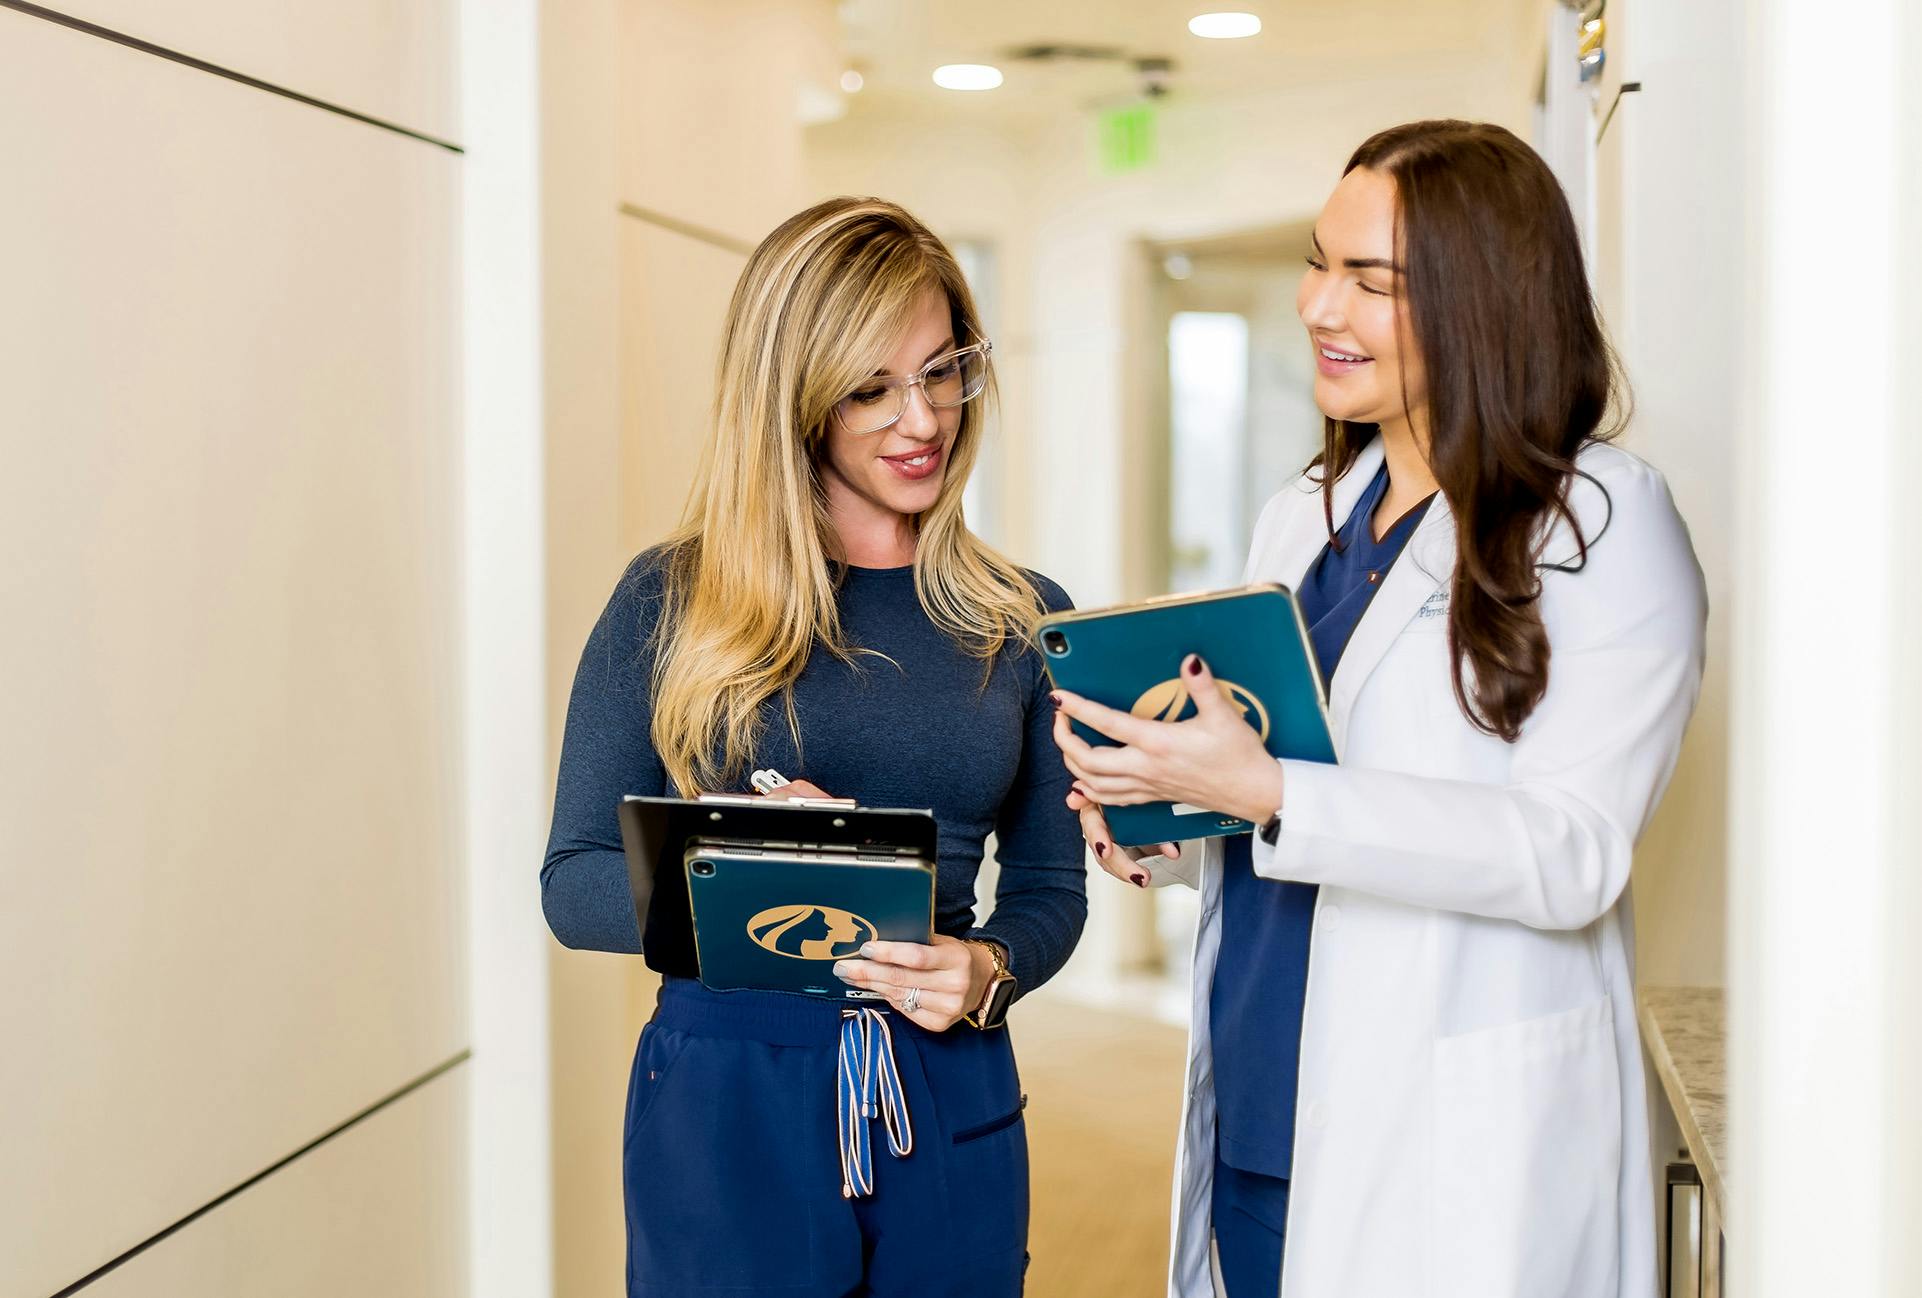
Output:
top-left (650, 196), bottom-right (1044, 795)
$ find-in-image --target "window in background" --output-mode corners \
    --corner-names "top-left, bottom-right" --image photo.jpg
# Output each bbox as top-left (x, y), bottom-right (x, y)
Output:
top-left (951, 239), bottom-right (1000, 545)
top-left (1168, 310), bottom-right (1250, 593)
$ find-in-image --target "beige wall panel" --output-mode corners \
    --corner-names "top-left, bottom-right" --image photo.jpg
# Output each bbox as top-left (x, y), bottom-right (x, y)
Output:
top-left (0, 18), bottom-right (463, 1298)
top-left (43, 0), bottom-right (457, 143)
top-left (549, 955), bottom-right (654, 1298)
top-left (86, 1067), bottom-right (467, 1298)
top-left (803, 109), bottom-right (1039, 555)
top-left (617, 0), bottom-right (831, 244)
top-left (617, 219), bottom-right (746, 560)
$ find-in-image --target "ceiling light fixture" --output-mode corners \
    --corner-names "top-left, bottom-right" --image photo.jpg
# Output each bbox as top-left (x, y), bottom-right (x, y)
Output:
top-left (840, 69), bottom-right (865, 93)
top-left (1188, 12), bottom-right (1262, 39)
top-left (933, 63), bottom-right (1004, 91)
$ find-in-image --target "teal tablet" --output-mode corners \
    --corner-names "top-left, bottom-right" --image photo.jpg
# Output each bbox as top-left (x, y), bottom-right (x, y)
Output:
top-left (1036, 583), bottom-right (1337, 847)
top-left (684, 843), bottom-right (935, 999)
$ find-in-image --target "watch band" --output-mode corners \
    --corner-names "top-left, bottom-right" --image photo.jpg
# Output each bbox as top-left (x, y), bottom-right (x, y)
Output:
top-left (963, 937), bottom-right (1009, 985)
top-left (1257, 810), bottom-right (1282, 845)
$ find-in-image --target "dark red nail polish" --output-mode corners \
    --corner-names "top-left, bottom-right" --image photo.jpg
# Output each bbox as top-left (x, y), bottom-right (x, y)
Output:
top-left (1050, 691), bottom-right (1063, 707)
top-left (1131, 872), bottom-right (1149, 888)
top-left (1094, 841), bottom-right (1110, 858)
top-left (1185, 655), bottom-right (1203, 676)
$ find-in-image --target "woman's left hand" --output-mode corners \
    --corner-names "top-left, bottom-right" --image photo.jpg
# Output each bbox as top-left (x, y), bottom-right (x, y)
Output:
top-left (833, 935), bottom-right (991, 1032)
top-left (1051, 653), bottom-right (1284, 826)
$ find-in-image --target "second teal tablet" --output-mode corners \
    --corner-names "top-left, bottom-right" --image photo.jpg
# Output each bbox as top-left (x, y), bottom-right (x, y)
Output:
top-left (686, 845), bottom-right (934, 999)
top-left (1036, 584), bottom-right (1337, 847)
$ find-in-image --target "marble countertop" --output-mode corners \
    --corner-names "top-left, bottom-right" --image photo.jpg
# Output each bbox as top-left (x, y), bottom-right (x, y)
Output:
top-left (1638, 985), bottom-right (1727, 1209)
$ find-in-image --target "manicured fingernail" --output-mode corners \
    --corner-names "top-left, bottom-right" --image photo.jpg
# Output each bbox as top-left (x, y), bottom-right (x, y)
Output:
top-left (1131, 872), bottom-right (1150, 888)
top-left (1050, 691), bottom-right (1064, 707)
top-left (833, 962), bottom-right (853, 977)
top-left (1094, 841), bottom-right (1110, 858)
top-left (859, 943), bottom-right (878, 958)
top-left (1185, 654), bottom-right (1204, 676)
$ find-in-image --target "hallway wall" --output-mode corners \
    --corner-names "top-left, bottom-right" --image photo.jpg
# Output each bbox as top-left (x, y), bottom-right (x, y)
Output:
top-left (1589, 0), bottom-right (1744, 991)
top-left (0, 3), bottom-right (467, 1295)
top-left (541, 3), bottom-right (840, 1293)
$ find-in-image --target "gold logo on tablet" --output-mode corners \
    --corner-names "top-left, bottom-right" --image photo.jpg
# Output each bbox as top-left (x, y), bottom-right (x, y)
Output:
top-left (1130, 678), bottom-right (1271, 741)
top-left (746, 905), bottom-right (878, 960)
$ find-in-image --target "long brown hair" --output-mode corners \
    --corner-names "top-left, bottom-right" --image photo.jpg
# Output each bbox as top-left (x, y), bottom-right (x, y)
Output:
top-left (1315, 120), bottom-right (1621, 741)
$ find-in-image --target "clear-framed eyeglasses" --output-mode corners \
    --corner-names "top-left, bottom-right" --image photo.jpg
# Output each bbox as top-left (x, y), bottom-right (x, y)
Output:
top-left (832, 339), bottom-right (992, 436)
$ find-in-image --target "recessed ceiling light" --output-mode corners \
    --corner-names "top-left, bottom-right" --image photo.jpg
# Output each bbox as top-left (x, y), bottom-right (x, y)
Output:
top-left (1188, 12), bottom-right (1262, 39)
top-left (840, 69), bottom-right (865, 94)
top-left (933, 64), bottom-right (1004, 91)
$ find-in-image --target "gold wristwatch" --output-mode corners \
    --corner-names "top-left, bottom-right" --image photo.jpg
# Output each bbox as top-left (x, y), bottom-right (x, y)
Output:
top-left (962, 938), bottom-right (1016, 1030)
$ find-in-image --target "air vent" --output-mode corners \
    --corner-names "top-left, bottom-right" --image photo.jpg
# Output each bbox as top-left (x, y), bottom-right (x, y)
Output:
top-left (1002, 43), bottom-right (1129, 63)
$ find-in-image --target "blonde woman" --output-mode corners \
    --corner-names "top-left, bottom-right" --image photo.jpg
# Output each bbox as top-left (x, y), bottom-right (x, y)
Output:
top-left (542, 197), bottom-right (1082, 1297)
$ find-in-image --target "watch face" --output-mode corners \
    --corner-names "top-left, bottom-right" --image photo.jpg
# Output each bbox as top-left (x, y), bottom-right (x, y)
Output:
top-left (981, 976), bottom-right (1017, 1028)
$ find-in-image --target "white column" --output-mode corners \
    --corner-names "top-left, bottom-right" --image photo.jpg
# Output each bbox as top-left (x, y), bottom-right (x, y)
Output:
top-left (1732, 1), bottom-right (1922, 1294)
top-left (460, 0), bottom-right (555, 1294)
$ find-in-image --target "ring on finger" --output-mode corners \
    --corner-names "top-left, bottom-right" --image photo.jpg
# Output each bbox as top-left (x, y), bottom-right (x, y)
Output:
top-left (901, 986), bottom-right (921, 1014)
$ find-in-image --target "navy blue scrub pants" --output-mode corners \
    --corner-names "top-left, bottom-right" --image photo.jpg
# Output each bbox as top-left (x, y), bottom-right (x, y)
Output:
top-left (624, 977), bottom-right (1030, 1297)
top-left (1212, 1158), bottom-right (1290, 1298)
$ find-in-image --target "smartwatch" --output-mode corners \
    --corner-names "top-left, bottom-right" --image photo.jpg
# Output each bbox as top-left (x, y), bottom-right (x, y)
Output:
top-left (963, 938), bottom-right (1016, 1030)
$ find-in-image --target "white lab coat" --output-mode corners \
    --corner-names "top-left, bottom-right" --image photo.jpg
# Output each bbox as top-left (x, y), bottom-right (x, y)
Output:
top-left (1154, 436), bottom-right (1706, 1298)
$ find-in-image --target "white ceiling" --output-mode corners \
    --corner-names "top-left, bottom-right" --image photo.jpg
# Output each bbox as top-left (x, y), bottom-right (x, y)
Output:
top-left (833, 0), bottom-right (1524, 119)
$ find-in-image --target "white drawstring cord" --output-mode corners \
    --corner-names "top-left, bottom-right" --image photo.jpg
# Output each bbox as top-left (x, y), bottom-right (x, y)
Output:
top-left (837, 1007), bottom-right (913, 1198)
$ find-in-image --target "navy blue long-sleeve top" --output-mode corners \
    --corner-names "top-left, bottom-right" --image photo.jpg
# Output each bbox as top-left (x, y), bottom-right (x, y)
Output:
top-left (542, 549), bottom-right (1087, 995)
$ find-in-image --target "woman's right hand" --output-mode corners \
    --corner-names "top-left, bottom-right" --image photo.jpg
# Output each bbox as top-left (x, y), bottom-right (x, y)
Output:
top-left (1066, 786), bottom-right (1179, 888)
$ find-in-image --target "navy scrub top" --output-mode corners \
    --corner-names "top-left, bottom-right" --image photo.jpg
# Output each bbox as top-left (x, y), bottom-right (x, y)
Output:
top-left (1210, 461), bottom-right (1434, 1179)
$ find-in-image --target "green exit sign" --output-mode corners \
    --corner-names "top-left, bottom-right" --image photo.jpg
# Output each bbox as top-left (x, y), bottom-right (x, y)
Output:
top-left (1098, 103), bottom-right (1157, 174)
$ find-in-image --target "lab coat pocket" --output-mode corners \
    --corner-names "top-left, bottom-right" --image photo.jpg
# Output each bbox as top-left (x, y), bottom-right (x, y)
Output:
top-left (1430, 997), bottom-right (1622, 1298)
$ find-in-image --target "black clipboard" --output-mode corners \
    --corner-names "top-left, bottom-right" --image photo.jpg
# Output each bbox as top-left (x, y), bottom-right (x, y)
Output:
top-left (615, 795), bottom-right (940, 978)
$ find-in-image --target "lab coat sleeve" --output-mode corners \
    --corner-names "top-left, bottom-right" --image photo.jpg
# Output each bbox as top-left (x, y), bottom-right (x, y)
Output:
top-left (1250, 457), bottom-right (1708, 931)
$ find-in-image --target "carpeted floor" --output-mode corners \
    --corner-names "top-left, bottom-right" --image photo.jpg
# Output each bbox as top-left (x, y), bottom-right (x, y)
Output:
top-left (1013, 989), bottom-right (1190, 1297)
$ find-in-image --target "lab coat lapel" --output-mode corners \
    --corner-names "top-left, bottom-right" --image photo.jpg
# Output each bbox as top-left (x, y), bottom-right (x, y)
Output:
top-left (1323, 489), bottom-right (1457, 750)
top-left (1249, 438), bottom-right (1387, 590)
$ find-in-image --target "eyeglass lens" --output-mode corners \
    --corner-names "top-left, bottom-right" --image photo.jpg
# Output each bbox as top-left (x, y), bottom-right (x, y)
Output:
top-left (835, 349), bottom-right (988, 435)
